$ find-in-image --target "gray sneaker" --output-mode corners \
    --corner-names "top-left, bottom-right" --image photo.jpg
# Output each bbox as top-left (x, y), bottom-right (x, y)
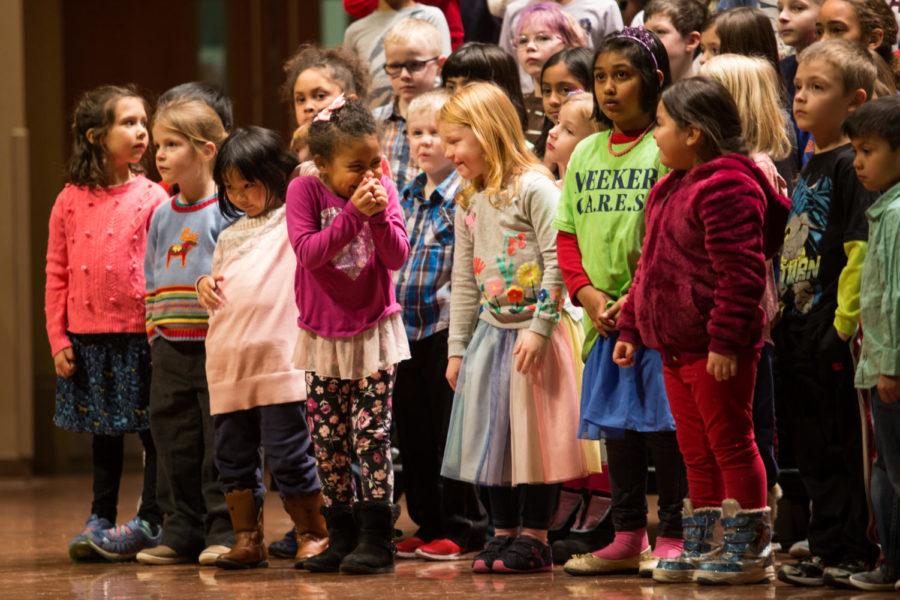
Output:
top-left (823, 559), bottom-right (871, 589)
top-left (694, 499), bottom-right (775, 585)
top-left (652, 499), bottom-right (722, 584)
top-left (849, 567), bottom-right (897, 591)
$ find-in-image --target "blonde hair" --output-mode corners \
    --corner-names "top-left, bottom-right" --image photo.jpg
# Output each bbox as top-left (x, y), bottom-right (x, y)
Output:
top-left (438, 82), bottom-right (547, 208)
top-left (407, 88), bottom-right (452, 120)
top-left (561, 91), bottom-right (602, 133)
top-left (798, 39), bottom-right (877, 98)
top-left (153, 98), bottom-right (227, 153)
top-left (384, 18), bottom-right (444, 55)
top-left (701, 54), bottom-right (791, 160)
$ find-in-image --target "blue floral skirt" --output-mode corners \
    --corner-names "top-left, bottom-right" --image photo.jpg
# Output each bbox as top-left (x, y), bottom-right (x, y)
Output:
top-left (54, 333), bottom-right (151, 435)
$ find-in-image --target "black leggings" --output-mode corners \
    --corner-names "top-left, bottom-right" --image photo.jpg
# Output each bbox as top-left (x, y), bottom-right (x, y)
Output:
top-left (91, 430), bottom-right (161, 527)
top-left (486, 484), bottom-right (561, 531)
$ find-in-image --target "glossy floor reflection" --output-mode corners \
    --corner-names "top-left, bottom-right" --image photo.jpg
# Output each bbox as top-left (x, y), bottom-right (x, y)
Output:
top-left (0, 474), bottom-right (882, 599)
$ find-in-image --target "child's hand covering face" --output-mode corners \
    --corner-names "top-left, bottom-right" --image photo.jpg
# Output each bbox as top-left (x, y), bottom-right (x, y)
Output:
top-left (350, 172), bottom-right (388, 216)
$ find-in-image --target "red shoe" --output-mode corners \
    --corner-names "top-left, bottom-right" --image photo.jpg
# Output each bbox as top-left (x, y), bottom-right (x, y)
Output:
top-left (416, 538), bottom-right (472, 561)
top-left (396, 536), bottom-right (426, 559)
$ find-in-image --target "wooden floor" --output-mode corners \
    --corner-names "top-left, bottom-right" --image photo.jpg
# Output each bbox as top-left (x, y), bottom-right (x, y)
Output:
top-left (0, 474), bottom-right (881, 599)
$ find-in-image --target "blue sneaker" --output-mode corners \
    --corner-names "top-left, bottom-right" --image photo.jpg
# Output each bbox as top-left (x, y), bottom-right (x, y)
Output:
top-left (69, 514), bottom-right (113, 561)
top-left (87, 516), bottom-right (161, 561)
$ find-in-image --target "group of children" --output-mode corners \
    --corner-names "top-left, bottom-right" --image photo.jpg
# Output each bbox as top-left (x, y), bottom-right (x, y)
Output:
top-left (45, 0), bottom-right (900, 592)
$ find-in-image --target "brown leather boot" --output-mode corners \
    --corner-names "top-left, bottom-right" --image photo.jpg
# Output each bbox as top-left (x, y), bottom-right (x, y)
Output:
top-left (282, 492), bottom-right (329, 565)
top-left (216, 489), bottom-right (268, 569)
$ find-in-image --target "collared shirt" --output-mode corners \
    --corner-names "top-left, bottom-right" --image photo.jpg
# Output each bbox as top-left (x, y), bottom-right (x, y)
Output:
top-left (373, 100), bottom-right (417, 194)
top-left (395, 170), bottom-right (460, 341)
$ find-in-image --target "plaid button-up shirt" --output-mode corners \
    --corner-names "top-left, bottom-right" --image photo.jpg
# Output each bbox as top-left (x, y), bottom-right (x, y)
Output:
top-left (373, 99), bottom-right (418, 194)
top-left (395, 170), bottom-right (461, 341)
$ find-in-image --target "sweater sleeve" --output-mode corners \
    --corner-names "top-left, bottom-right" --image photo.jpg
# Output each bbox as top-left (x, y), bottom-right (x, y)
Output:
top-left (700, 175), bottom-right (767, 355)
top-left (143, 205), bottom-right (161, 336)
top-left (879, 208), bottom-right (900, 375)
top-left (286, 178), bottom-right (366, 270)
top-left (557, 232), bottom-right (592, 305)
top-left (448, 202), bottom-right (481, 357)
top-left (45, 192), bottom-right (71, 356)
top-left (526, 175), bottom-right (563, 338)
top-left (616, 257), bottom-right (643, 347)
top-left (369, 176), bottom-right (410, 270)
top-left (834, 241), bottom-right (867, 337)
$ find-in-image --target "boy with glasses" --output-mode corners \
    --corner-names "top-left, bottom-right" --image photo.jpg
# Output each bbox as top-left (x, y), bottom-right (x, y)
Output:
top-left (373, 18), bottom-right (448, 194)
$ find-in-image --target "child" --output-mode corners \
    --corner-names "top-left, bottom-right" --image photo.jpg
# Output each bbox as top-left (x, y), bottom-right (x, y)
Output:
top-left (441, 41), bottom-right (529, 130)
top-left (843, 96), bottom-right (900, 592)
top-left (614, 76), bottom-right (791, 585)
top-left (538, 47), bottom-right (594, 161)
top-left (699, 12), bottom-right (721, 65)
top-left (343, 0), bottom-right (452, 107)
top-left (513, 3), bottom-right (589, 147)
top-left (438, 81), bottom-right (589, 574)
top-left (137, 98), bottom-right (233, 566)
top-left (643, 0), bottom-right (709, 81)
top-left (196, 127), bottom-right (328, 570)
top-left (282, 44), bottom-right (370, 166)
top-left (777, 0), bottom-right (822, 167)
top-left (545, 92), bottom-right (600, 183)
top-left (817, 0), bottom-right (899, 77)
top-left (774, 39), bottom-right (880, 588)
top-left (556, 27), bottom-right (688, 578)
top-left (701, 51), bottom-right (793, 528)
top-left (391, 89), bottom-right (488, 561)
top-left (45, 85), bottom-right (167, 561)
top-left (373, 18), bottom-right (447, 195)
top-left (286, 96), bottom-right (410, 575)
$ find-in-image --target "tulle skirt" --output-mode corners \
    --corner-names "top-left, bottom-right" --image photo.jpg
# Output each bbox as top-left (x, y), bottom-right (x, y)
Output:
top-left (442, 314), bottom-right (597, 486)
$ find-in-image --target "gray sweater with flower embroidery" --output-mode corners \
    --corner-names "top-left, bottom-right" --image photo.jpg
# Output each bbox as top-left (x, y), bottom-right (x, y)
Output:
top-left (448, 169), bottom-right (563, 357)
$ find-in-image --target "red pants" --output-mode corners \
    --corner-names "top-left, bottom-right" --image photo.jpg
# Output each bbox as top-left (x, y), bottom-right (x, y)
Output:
top-left (663, 354), bottom-right (767, 509)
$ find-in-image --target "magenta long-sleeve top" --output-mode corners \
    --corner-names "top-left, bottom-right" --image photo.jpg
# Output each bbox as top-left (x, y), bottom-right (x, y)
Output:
top-left (285, 175), bottom-right (410, 338)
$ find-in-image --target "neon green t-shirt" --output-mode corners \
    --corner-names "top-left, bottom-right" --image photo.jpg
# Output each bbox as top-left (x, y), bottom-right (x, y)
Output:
top-left (553, 130), bottom-right (668, 358)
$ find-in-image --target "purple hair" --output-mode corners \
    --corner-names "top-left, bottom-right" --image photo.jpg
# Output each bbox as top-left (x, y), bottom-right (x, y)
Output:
top-left (515, 2), bottom-right (588, 48)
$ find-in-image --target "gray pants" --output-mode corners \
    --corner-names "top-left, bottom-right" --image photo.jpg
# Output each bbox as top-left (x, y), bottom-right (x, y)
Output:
top-left (150, 338), bottom-right (232, 555)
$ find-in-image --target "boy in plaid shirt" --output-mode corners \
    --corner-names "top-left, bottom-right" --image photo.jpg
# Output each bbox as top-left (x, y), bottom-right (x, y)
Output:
top-left (392, 89), bottom-right (487, 561)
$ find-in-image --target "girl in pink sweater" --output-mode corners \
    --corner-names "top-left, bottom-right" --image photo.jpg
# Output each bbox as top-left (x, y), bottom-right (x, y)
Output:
top-left (286, 95), bottom-right (410, 575)
top-left (196, 127), bottom-right (327, 570)
top-left (44, 85), bottom-right (168, 561)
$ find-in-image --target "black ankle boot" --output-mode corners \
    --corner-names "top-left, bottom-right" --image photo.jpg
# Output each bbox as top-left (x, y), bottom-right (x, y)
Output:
top-left (300, 504), bottom-right (356, 572)
top-left (339, 501), bottom-right (395, 575)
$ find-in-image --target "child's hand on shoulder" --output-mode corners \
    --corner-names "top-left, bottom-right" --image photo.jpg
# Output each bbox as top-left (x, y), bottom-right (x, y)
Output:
top-left (576, 287), bottom-right (612, 336)
top-left (513, 330), bottom-right (548, 375)
top-left (707, 351), bottom-right (737, 381)
top-left (198, 275), bottom-right (225, 310)
top-left (612, 340), bottom-right (635, 368)
top-left (446, 356), bottom-right (462, 390)
top-left (53, 347), bottom-right (76, 378)
top-left (878, 375), bottom-right (900, 404)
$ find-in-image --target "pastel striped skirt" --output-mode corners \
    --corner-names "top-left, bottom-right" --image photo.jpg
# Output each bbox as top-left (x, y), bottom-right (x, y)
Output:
top-left (441, 314), bottom-right (596, 486)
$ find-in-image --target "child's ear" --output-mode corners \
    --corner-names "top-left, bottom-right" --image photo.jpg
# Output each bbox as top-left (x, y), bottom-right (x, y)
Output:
top-left (685, 31), bottom-right (702, 54)
top-left (86, 128), bottom-right (97, 145)
top-left (656, 69), bottom-right (665, 87)
top-left (847, 87), bottom-right (869, 111)
top-left (200, 141), bottom-right (218, 161)
top-left (685, 124), bottom-right (703, 150)
top-left (436, 55), bottom-right (448, 73)
top-left (866, 27), bottom-right (885, 52)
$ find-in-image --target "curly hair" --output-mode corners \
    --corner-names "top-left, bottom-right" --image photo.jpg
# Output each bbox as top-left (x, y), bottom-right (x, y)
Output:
top-left (282, 44), bottom-right (371, 104)
top-left (306, 98), bottom-right (377, 162)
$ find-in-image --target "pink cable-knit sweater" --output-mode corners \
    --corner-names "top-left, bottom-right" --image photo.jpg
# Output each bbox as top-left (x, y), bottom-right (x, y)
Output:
top-left (44, 176), bottom-right (168, 355)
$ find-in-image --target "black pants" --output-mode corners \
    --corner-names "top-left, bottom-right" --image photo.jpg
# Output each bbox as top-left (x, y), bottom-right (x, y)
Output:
top-left (393, 330), bottom-right (487, 547)
top-left (487, 484), bottom-right (560, 531)
top-left (604, 429), bottom-right (687, 539)
top-left (214, 402), bottom-right (320, 498)
top-left (753, 343), bottom-right (779, 487)
top-left (91, 430), bottom-right (161, 527)
top-left (149, 338), bottom-right (232, 555)
top-left (775, 316), bottom-right (878, 565)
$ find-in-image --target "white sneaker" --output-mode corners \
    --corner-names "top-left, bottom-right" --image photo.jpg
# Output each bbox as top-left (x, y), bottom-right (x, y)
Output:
top-left (136, 544), bottom-right (192, 565)
top-left (198, 544), bottom-right (231, 566)
top-left (789, 539), bottom-right (810, 558)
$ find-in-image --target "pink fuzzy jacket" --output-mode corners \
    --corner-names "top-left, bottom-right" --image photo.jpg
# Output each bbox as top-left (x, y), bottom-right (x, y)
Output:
top-left (617, 154), bottom-right (791, 362)
top-left (45, 176), bottom-right (168, 355)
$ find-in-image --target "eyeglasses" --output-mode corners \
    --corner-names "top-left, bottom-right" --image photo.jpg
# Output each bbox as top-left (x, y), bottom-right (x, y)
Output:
top-left (383, 57), bottom-right (439, 77)
top-left (514, 33), bottom-right (562, 49)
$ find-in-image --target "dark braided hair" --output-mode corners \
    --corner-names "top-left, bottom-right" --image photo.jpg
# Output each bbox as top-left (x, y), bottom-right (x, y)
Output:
top-left (307, 97), bottom-right (377, 162)
top-left (661, 77), bottom-right (747, 161)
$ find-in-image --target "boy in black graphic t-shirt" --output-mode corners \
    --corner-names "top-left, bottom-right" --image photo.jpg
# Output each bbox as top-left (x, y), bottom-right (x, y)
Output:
top-left (775, 40), bottom-right (879, 589)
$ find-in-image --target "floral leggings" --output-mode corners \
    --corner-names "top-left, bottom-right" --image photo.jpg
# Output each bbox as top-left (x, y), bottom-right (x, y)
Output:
top-left (305, 369), bottom-right (395, 505)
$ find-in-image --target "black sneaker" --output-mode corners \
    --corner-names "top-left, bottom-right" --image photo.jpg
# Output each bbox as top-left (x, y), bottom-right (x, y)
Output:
top-left (823, 559), bottom-right (871, 589)
top-left (778, 556), bottom-right (825, 586)
top-left (491, 536), bottom-right (552, 574)
top-left (471, 536), bottom-right (514, 573)
top-left (849, 567), bottom-right (898, 591)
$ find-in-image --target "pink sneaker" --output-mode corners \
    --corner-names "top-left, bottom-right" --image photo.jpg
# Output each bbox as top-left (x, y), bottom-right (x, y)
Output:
top-left (416, 538), bottom-right (471, 561)
top-left (396, 536), bottom-right (426, 559)
top-left (640, 536), bottom-right (684, 577)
